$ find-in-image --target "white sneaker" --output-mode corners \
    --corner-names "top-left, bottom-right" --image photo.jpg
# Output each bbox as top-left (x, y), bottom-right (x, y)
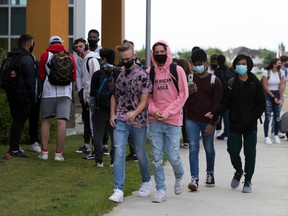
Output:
top-left (214, 130), bottom-right (221, 137)
top-left (96, 162), bottom-right (104, 167)
top-left (39, 151), bottom-right (48, 160)
top-left (264, 137), bottom-right (272, 145)
top-left (174, 176), bottom-right (184, 195)
top-left (138, 179), bottom-right (152, 197)
top-left (31, 142), bottom-right (41, 153)
top-left (274, 135), bottom-right (281, 144)
top-left (109, 189), bottom-right (124, 203)
top-left (152, 190), bottom-right (166, 203)
top-left (54, 153), bottom-right (64, 161)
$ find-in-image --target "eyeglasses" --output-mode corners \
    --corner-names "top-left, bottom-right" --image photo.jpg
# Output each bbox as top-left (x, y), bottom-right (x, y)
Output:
top-left (120, 55), bottom-right (134, 63)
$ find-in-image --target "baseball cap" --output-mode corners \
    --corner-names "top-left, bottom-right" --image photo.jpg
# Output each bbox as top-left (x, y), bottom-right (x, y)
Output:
top-left (49, 36), bottom-right (63, 45)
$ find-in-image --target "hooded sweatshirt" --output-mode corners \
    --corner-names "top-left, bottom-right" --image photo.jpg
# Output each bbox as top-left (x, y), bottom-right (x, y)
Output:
top-left (39, 44), bottom-right (76, 99)
top-left (147, 40), bottom-right (188, 126)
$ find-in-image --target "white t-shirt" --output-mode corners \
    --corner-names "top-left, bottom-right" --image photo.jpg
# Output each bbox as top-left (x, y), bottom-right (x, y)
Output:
top-left (263, 69), bottom-right (285, 91)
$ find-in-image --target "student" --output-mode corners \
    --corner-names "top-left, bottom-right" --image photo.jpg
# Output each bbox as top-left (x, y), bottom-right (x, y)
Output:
top-left (108, 42), bottom-right (152, 203)
top-left (38, 36), bottom-right (76, 161)
top-left (185, 48), bottom-right (222, 191)
top-left (205, 54), bottom-right (266, 193)
top-left (148, 40), bottom-right (188, 203)
top-left (6, 34), bottom-right (39, 158)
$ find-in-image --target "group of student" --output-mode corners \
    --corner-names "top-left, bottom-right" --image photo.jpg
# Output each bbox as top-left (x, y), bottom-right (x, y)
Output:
top-left (4, 30), bottom-right (287, 204)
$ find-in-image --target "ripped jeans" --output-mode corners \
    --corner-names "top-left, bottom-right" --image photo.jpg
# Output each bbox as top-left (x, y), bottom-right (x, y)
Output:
top-left (149, 121), bottom-right (184, 191)
top-left (264, 91), bottom-right (281, 137)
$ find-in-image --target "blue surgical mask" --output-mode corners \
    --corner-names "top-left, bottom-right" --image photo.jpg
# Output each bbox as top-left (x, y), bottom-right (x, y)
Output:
top-left (194, 65), bottom-right (205, 74)
top-left (235, 65), bottom-right (247, 75)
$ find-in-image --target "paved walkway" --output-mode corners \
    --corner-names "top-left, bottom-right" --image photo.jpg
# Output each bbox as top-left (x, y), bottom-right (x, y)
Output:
top-left (103, 122), bottom-right (288, 216)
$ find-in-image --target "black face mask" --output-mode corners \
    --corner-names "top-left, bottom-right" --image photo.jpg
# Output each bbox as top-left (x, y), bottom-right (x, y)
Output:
top-left (211, 64), bottom-right (218, 70)
top-left (29, 45), bottom-right (34, 53)
top-left (88, 39), bottom-right (98, 48)
top-left (121, 59), bottom-right (134, 69)
top-left (277, 65), bottom-right (281, 71)
top-left (155, 54), bottom-right (167, 64)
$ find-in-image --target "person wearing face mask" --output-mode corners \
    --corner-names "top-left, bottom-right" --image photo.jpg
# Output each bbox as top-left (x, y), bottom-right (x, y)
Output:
top-left (147, 41), bottom-right (189, 203)
top-left (205, 54), bottom-right (265, 193)
top-left (108, 42), bottom-right (152, 203)
top-left (75, 29), bottom-right (104, 158)
top-left (5, 34), bottom-right (40, 158)
top-left (185, 48), bottom-right (222, 192)
top-left (262, 58), bottom-right (285, 145)
top-left (38, 35), bottom-right (76, 161)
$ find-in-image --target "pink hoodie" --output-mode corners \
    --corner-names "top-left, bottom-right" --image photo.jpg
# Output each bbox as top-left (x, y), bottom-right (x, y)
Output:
top-left (147, 40), bottom-right (188, 126)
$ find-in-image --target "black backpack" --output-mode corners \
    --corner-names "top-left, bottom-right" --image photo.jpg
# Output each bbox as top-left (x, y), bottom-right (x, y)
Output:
top-left (47, 51), bottom-right (73, 86)
top-left (95, 68), bottom-right (120, 111)
top-left (0, 52), bottom-right (28, 91)
top-left (150, 63), bottom-right (179, 92)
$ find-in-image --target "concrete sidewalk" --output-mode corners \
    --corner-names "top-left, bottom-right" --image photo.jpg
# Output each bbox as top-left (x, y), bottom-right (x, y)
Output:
top-left (104, 123), bottom-right (288, 216)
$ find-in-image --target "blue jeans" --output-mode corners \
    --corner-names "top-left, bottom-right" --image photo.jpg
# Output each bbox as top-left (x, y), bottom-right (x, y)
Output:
top-left (185, 119), bottom-right (215, 180)
top-left (149, 121), bottom-right (184, 191)
top-left (264, 91), bottom-right (281, 137)
top-left (113, 119), bottom-right (151, 190)
top-left (222, 110), bottom-right (229, 137)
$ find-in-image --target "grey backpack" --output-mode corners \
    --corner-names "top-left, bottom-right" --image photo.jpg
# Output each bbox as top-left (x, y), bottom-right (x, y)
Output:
top-left (280, 112), bottom-right (288, 133)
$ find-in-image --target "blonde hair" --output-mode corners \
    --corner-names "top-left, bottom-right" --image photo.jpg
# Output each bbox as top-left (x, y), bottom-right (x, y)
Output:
top-left (116, 42), bottom-right (134, 54)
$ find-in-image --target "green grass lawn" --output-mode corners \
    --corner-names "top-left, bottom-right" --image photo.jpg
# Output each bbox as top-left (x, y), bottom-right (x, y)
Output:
top-left (0, 134), bottom-right (149, 216)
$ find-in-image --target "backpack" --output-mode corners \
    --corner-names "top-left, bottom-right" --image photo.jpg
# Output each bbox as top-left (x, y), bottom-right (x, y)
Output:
top-left (187, 73), bottom-right (216, 88)
top-left (150, 63), bottom-right (179, 92)
top-left (95, 69), bottom-right (120, 111)
top-left (0, 52), bottom-right (28, 91)
top-left (46, 51), bottom-right (73, 86)
top-left (279, 112), bottom-right (288, 133)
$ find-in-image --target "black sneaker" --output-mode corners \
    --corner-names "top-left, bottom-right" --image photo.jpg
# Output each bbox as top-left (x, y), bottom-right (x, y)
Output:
top-left (82, 152), bottom-right (95, 160)
top-left (103, 146), bottom-right (110, 156)
top-left (205, 173), bottom-right (215, 187)
top-left (216, 134), bottom-right (228, 140)
top-left (231, 170), bottom-right (243, 189)
top-left (126, 153), bottom-right (138, 161)
top-left (242, 180), bottom-right (252, 193)
top-left (6, 151), bottom-right (29, 158)
top-left (75, 145), bottom-right (90, 154)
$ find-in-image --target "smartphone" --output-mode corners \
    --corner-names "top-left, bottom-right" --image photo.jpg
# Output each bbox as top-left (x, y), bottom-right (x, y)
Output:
top-left (188, 74), bottom-right (194, 86)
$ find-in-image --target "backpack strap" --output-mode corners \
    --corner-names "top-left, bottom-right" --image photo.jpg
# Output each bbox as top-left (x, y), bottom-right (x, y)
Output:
top-left (86, 57), bottom-right (93, 73)
top-left (149, 63), bottom-right (179, 92)
top-left (210, 74), bottom-right (216, 87)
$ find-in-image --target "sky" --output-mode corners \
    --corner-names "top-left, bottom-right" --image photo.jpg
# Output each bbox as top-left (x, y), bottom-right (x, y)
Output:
top-left (86, 0), bottom-right (288, 53)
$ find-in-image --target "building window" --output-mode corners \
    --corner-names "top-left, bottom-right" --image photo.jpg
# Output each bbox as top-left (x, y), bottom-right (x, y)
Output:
top-left (0, 8), bottom-right (8, 35)
top-left (11, 0), bottom-right (26, 5)
top-left (11, 7), bottom-right (26, 35)
top-left (0, 0), bottom-right (9, 4)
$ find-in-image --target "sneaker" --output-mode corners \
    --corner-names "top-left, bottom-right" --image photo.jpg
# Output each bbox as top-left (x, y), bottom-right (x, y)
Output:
top-left (274, 135), bottom-right (281, 144)
top-left (82, 152), bottom-right (95, 160)
top-left (75, 145), bottom-right (90, 154)
top-left (39, 151), bottom-right (48, 160)
top-left (6, 150), bottom-right (29, 158)
top-left (231, 170), bottom-right (243, 189)
top-left (242, 180), bottom-right (253, 193)
top-left (138, 179), bottom-right (152, 197)
top-left (180, 143), bottom-right (189, 149)
top-left (103, 145), bottom-right (110, 156)
top-left (174, 176), bottom-right (184, 195)
top-left (109, 189), bottom-right (124, 203)
top-left (214, 130), bottom-right (221, 137)
top-left (278, 133), bottom-right (286, 139)
top-left (110, 163), bottom-right (114, 168)
top-left (31, 142), bottom-right (41, 153)
top-left (126, 153), bottom-right (138, 162)
top-left (19, 145), bottom-right (25, 153)
top-left (152, 190), bottom-right (166, 203)
top-left (54, 153), bottom-right (64, 161)
top-left (264, 137), bottom-right (272, 145)
top-left (205, 173), bottom-right (215, 187)
top-left (96, 162), bottom-right (104, 167)
top-left (188, 177), bottom-right (198, 192)
top-left (216, 134), bottom-right (228, 140)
